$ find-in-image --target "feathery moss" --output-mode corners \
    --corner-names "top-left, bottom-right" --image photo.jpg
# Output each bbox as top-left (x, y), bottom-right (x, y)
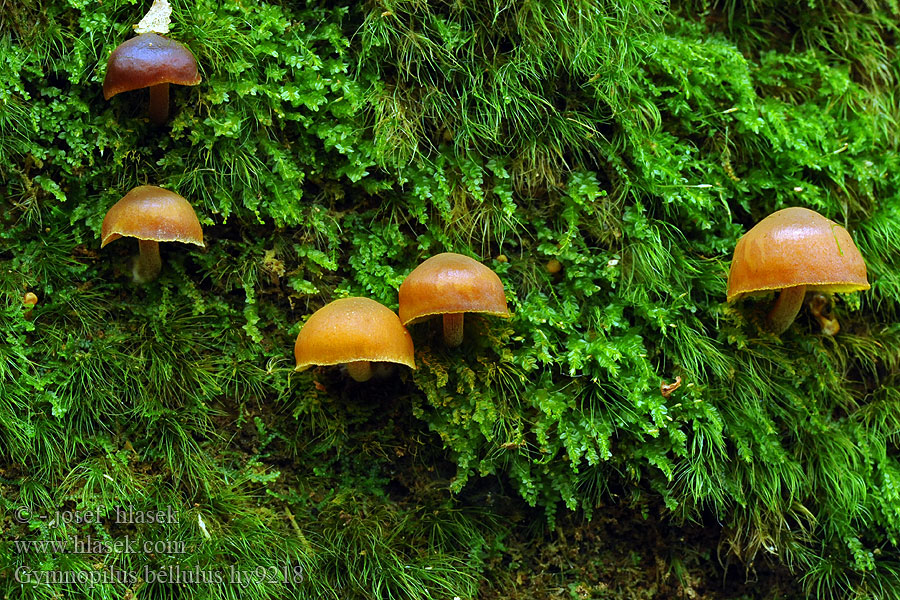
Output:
top-left (2, 0), bottom-right (899, 598)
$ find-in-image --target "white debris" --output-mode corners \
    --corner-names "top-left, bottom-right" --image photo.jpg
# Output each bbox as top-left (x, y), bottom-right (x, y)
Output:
top-left (198, 513), bottom-right (211, 540)
top-left (134, 0), bottom-right (172, 34)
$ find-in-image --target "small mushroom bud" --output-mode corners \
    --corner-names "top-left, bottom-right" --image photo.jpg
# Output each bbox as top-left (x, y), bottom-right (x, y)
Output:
top-left (23, 292), bottom-right (38, 319)
top-left (545, 259), bottom-right (562, 274)
top-left (809, 293), bottom-right (840, 336)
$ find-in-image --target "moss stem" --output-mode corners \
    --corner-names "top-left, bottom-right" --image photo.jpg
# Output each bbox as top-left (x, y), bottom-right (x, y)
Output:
top-left (443, 313), bottom-right (464, 347)
top-left (134, 239), bottom-right (162, 283)
top-left (148, 83), bottom-right (169, 125)
top-left (767, 285), bottom-right (806, 335)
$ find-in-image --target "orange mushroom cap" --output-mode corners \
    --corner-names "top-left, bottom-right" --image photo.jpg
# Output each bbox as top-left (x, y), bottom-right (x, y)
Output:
top-left (294, 297), bottom-right (416, 371)
top-left (398, 253), bottom-right (509, 325)
top-left (726, 207), bottom-right (869, 303)
top-left (103, 33), bottom-right (201, 100)
top-left (101, 186), bottom-right (204, 248)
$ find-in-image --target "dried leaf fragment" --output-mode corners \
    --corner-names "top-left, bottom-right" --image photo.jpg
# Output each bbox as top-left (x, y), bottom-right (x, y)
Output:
top-left (661, 375), bottom-right (682, 398)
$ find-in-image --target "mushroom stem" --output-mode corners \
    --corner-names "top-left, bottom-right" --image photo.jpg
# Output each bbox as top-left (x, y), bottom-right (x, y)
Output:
top-left (346, 361), bottom-right (373, 382)
top-left (443, 313), bottom-right (464, 347)
top-left (148, 83), bottom-right (169, 125)
top-left (766, 285), bottom-right (806, 335)
top-left (809, 293), bottom-right (840, 336)
top-left (134, 239), bottom-right (162, 283)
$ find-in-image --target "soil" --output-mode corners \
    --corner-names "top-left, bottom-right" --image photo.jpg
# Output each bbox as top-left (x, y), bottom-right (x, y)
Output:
top-left (477, 498), bottom-right (800, 600)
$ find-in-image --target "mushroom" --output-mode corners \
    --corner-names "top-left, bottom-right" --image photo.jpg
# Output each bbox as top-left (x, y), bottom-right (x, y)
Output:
top-left (23, 292), bottom-right (38, 320)
top-left (545, 259), bottom-right (563, 274)
top-left (398, 252), bottom-right (509, 347)
top-left (101, 185), bottom-right (204, 283)
top-left (103, 33), bottom-right (201, 125)
top-left (294, 297), bottom-right (416, 382)
top-left (726, 207), bottom-right (869, 335)
top-left (809, 293), bottom-right (840, 336)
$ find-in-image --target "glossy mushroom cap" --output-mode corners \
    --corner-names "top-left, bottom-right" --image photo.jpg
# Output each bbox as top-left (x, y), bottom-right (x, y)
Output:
top-left (101, 186), bottom-right (204, 248)
top-left (294, 297), bottom-right (416, 371)
top-left (103, 33), bottom-right (201, 99)
top-left (398, 253), bottom-right (509, 325)
top-left (726, 207), bottom-right (869, 303)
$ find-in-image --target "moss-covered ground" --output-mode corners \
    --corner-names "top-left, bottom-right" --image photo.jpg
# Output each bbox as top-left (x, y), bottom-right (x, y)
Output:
top-left (2, 0), bottom-right (900, 598)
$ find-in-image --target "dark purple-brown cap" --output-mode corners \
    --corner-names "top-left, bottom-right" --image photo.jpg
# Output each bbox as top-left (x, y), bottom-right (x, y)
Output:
top-left (103, 33), bottom-right (201, 100)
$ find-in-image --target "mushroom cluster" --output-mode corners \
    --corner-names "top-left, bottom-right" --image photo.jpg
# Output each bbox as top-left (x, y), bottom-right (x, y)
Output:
top-left (92, 5), bottom-right (870, 403)
top-left (292, 253), bottom-right (510, 381)
top-left (94, 5), bottom-right (514, 383)
top-left (98, 4), bottom-right (205, 283)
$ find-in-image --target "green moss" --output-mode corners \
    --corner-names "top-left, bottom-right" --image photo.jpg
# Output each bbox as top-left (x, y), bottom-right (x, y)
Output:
top-left (2, 0), bottom-right (899, 598)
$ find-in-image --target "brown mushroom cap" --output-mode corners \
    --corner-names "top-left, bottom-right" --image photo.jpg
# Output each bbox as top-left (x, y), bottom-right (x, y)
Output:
top-left (294, 297), bottom-right (416, 371)
top-left (398, 252), bottom-right (509, 325)
top-left (726, 207), bottom-right (869, 303)
top-left (101, 186), bottom-right (204, 248)
top-left (103, 33), bottom-right (201, 100)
